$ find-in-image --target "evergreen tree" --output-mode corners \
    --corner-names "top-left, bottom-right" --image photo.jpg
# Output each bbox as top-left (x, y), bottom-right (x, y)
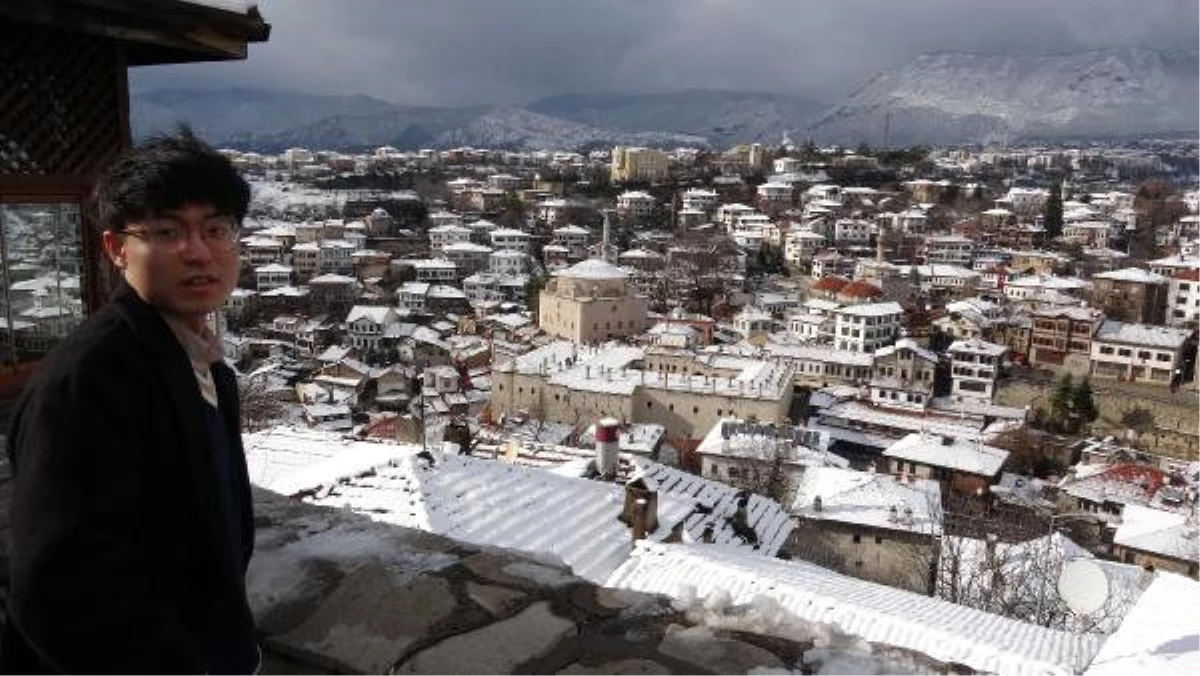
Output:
top-left (525, 274), bottom-right (546, 321)
top-left (1070, 378), bottom-right (1098, 429)
top-left (1050, 373), bottom-right (1074, 426)
top-left (1044, 182), bottom-right (1063, 241)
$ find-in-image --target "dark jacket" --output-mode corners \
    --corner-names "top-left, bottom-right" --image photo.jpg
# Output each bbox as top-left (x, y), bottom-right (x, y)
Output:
top-left (1, 283), bottom-right (256, 674)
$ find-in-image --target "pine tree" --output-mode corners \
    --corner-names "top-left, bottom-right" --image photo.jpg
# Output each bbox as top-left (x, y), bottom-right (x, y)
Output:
top-left (1050, 373), bottom-right (1073, 427)
top-left (1044, 182), bottom-right (1063, 241)
top-left (1070, 378), bottom-right (1098, 430)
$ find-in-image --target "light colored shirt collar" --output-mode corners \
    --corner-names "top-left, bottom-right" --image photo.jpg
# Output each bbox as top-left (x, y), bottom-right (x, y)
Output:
top-left (161, 314), bottom-right (224, 408)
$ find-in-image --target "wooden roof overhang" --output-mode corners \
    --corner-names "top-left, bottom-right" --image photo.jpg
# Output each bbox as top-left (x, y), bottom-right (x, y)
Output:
top-left (0, 0), bottom-right (270, 66)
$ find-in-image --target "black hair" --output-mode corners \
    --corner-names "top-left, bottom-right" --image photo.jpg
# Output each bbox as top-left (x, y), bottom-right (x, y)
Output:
top-left (91, 126), bottom-right (250, 232)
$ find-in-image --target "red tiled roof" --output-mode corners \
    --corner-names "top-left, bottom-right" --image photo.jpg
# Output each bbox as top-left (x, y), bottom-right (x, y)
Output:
top-left (839, 280), bottom-right (884, 298)
top-left (812, 275), bottom-right (850, 292)
top-left (1172, 268), bottom-right (1200, 281)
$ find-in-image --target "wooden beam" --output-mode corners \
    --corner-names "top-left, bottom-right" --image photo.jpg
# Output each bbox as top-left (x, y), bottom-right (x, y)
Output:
top-left (0, 0), bottom-right (267, 65)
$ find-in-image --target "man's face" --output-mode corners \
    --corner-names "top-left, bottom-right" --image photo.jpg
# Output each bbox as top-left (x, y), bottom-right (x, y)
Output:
top-left (102, 202), bottom-right (240, 331)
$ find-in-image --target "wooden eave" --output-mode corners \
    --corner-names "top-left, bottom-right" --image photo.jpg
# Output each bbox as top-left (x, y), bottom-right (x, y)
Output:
top-left (0, 0), bottom-right (270, 66)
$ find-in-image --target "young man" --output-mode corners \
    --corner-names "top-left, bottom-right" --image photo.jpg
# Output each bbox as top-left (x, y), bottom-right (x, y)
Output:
top-left (2, 129), bottom-right (259, 673)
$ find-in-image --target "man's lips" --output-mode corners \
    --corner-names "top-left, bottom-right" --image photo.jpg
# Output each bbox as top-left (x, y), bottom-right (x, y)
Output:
top-left (183, 275), bottom-right (219, 287)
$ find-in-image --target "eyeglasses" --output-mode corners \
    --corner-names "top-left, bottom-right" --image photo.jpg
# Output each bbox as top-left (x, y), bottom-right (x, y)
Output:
top-left (120, 215), bottom-right (240, 254)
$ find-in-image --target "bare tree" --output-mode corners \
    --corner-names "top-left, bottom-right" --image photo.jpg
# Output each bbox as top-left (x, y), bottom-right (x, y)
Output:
top-left (935, 523), bottom-right (1141, 633)
top-left (239, 377), bottom-right (288, 432)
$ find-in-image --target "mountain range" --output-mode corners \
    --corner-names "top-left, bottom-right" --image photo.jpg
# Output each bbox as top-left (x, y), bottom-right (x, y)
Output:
top-left (131, 47), bottom-right (1198, 152)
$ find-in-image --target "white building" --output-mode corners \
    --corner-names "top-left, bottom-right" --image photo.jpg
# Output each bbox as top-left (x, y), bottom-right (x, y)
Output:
top-left (489, 227), bottom-right (533, 254)
top-left (345, 305), bottom-right (399, 350)
top-left (832, 301), bottom-right (903, 353)
top-left (947, 338), bottom-right (1008, 402)
top-left (428, 223), bottom-right (473, 254)
top-left (681, 188), bottom-right (719, 213)
top-left (1090, 321), bottom-right (1193, 386)
top-left (924, 235), bottom-right (974, 267)
top-left (833, 219), bottom-right (871, 247)
top-left (254, 263), bottom-right (293, 291)
top-left (489, 249), bottom-right (527, 275)
top-left (616, 190), bottom-right (657, 219)
top-left (1166, 269), bottom-right (1200, 327)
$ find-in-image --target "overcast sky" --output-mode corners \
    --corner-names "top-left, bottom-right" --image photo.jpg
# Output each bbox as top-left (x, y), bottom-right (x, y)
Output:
top-left (133, 0), bottom-right (1198, 106)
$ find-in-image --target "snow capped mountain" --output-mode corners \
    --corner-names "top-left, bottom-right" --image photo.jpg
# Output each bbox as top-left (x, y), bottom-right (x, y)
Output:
top-left (430, 106), bottom-right (706, 151)
top-left (527, 90), bottom-right (828, 145)
top-left (807, 47), bottom-right (1199, 146)
top-left (132, 91), bottom-right (706, 152)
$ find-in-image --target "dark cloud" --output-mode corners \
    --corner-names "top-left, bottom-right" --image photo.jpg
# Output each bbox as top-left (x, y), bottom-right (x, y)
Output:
top-left (132, 0), bottom-right (1198, 105)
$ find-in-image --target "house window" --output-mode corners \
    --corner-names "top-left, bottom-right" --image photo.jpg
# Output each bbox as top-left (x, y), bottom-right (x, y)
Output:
top-left (875, 536), bottom-right (884, 544)
top-left (852, 534), bottom-right (861, 544)
top-left (693, 406), bottom-right (699, 414)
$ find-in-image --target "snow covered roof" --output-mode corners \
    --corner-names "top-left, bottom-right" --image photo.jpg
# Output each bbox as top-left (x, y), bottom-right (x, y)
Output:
top-left (1092, 321), bottom-right (1192, 350)
top-left (346, 305), bottom-right (395, 325)
top-left (1093, 268), bottom-right (1167, 285)
top-left (791, 466), bottom-right (942, 535)
top-left (1083, 572), bottom-right (1200, 676)
top-left (606, 542), bottom-right (1101, 676)
top-left (1112, 504), bottom-right (1199, 563)
top-left (834, 301), bottom-right (903, 317)
top-left (557, 258), bottom-right (629, 280)
top-left (883, 432), bottom-right (1008, 477)
top-left (948, 338), bottom-right (1008, 357)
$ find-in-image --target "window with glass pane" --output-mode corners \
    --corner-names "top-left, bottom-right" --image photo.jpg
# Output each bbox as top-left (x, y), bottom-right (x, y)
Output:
top-left (0, 202), bottom-right (85, 367)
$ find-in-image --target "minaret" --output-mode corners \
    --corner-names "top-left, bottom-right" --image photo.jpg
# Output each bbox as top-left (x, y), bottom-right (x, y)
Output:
top-left (602, 209), bottom-right (612, 262)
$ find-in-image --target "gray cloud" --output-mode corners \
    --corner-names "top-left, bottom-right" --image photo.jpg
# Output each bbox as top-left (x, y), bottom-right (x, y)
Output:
top-left (131, 0), bottom-right (1198, 105)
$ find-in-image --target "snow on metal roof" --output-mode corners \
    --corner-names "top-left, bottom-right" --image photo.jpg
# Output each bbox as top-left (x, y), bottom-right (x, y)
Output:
top-left (884, 432), bottom-right (1008, 477)
top-left (1083, 572), bottom-right (1200, 676)
top-left (606, 542), bottom-right (1101, 676)
top-left (300, 457), bottom-right (682, 583)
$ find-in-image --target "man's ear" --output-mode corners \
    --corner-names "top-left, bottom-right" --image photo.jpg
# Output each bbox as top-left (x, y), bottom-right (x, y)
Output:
top-left (101, 230), bottom-right (126, 269)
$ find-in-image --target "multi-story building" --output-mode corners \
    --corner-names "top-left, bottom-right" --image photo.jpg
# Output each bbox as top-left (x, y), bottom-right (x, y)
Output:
top-left (616, 190), bottom-right (656, 220)
top-left (947, 338), bottom-right (1007, 402)
top-left (318, 240), bottom-right (354, 275)
top-left (791, 466), bottom-right (942, 594)
top-left (681, 188), bottom-right (719, 214)
top-left (610, 146), bottom-right (669, 183)
top-left (869, 338), bottom-right (938, 412)
top-left (1028, 306), bottom-right (1105, 375)
top-left (784, 229), bottom-right (827, 264)
top-left (551, 224), bottom-right (591, 258)
top-left (442, 241), bottom-right (493, 277)
top-left (831, 302), bottom-right (903, 353)
top-left (489, 227), bottom-right (533, 254)
top-left (923, 235), bottom-right (974, 267)
top-left (833, 219), bottom-right (871, 248)
top-left (1167, 269), bottom-right (1200, 327)
top-left (345, 305), bottom-right (398, 351)
top-left (428, 223), bottom-right (473, 255)
top-left (1089, 321), bottom-right (1194, 386)
top-left (489, 250), bottom-right (527, 276)
top-left (254, 263), bottom-right (293, 291)
top-left (1090, 267), bottom-right (1168, 325)
top-left (756, 182), bottom-right (793, 211)
top-left (490, 341), bottom-right (793, 440)
top-left (538, 259), bottom-right (650, 343)
top-left (290, 242), bottom-right (320, 282)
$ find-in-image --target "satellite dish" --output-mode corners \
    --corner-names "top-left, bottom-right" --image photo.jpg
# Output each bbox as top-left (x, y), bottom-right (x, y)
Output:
top-left (1058, 559), bottom-right (1110, 615)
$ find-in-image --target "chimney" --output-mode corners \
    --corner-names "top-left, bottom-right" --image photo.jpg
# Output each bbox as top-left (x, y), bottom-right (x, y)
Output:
top-left (622, 478), bottom-right (659, 536)
top-left (595, 417), bottom-right (621, 479)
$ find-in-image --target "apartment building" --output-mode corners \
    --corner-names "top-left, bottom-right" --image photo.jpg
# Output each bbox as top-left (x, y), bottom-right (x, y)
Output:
top-left (1091, 267), bottom-right (1169, 325)
top-left (947, 338), bottom-right (1008, 402)
top-left (1028, 306), bottom-right (1105, 375)
top-left (610, 146), bottom-right (669, 183)
top-left (1167, 269), bottom-right (1200, 327)
top-left (1089, 321), bottom-right (1194, 386)
top-left (831, 302), bottom-right (903, 353)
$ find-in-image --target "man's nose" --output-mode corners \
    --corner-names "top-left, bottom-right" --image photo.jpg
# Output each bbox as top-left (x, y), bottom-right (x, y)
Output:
top-left (178, 227), bottom-right (215, 259)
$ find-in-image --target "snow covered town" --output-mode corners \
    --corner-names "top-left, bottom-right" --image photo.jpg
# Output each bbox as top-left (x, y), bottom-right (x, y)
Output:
top-left (1, 2), bottom-right (1199, 675)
